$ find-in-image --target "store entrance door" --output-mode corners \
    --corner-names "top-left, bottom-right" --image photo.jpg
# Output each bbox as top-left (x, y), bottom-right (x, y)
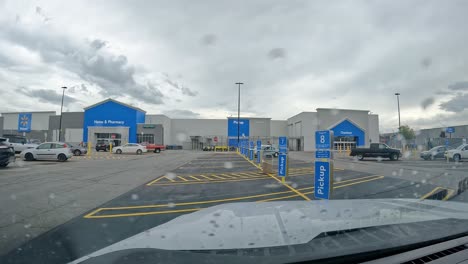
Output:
top-left (95, 133), bottom-right (122, 147)
top-left (333, 136), bottom-right (357, 150)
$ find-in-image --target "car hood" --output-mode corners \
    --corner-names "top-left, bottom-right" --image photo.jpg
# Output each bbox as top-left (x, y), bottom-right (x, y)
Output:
top-left (69, 199), bottom-right (468, 264)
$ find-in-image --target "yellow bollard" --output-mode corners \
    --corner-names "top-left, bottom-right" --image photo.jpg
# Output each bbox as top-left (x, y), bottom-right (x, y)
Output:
top-left (109, 143), bottom-right (113, 154)
top-left (87, 142), bottom-right (91, 156)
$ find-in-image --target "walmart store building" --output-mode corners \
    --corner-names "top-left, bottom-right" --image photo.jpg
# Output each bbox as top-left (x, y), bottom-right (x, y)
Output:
top-left (0, 98), bottom-right (379, 151)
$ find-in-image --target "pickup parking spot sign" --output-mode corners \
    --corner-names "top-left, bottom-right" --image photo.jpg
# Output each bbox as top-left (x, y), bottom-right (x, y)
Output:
top-left (314, 161), bottom-right (333, 199)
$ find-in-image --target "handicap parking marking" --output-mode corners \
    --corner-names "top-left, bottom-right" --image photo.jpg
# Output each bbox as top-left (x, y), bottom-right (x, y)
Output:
top-left (146, 163), bottom-right (345, 186)
top-left (84, 174), bottom-right (385, 219)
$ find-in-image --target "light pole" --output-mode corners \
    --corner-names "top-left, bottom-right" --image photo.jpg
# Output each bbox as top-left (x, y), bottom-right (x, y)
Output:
top-left (395, 93), bottom-right (401, 132)
top-left (58, 86), bottom-right (67, 142)
top-left (235, 82), bottom-right (243, 147)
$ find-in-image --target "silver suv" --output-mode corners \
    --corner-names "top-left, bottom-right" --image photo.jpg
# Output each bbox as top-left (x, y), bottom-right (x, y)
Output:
top-left (0, 136), bottom-right (38, 154)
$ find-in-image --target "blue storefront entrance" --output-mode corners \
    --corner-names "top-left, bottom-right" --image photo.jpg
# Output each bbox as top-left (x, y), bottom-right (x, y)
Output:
top-left (330, 119), bottom-right (365, 148)
top-left (83, 99), bottom-right (145, 144)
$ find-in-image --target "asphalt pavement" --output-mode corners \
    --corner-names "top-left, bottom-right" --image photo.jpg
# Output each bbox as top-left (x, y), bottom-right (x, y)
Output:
top-left (1, 150), bottom-right (460, 264)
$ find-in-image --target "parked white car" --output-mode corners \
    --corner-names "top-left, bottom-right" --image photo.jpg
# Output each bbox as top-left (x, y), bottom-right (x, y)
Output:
top-left (21, 142), bottom-right (73, 162)
top-left (112, 143), bottom-right (147, 155)
top-left (444, 143), bottom-right (468, 162)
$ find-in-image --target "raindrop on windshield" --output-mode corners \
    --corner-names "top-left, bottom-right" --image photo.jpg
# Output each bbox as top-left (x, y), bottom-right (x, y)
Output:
top-left (213, 212), bottom-right (221, 217)
top-left (291, 183), bottom-right (298, 188)
top-left (49, 193), bottom-right (56, 199)
top-left (176, 133), bottom-right (187, 142)
top-left (224, 162), bottom-right (233, 169)
top-left (392, 171), bottom-right (397, 176)
top-left (208, 233), bottom-right (215, 236)
top-left (421, 179), bottom-right (427, 184)
top-left (101, 223), bottom-right (108, 228)
top-left (335, 177), bottom-right (342, 182)
top-left (415, 184), bottom-right (420, 188)
top-left (161, 235), bottom-right (166, 239)
top-left (377, 156), bottom-right (383, 162)
top-left (24, 224), bottom-right (31, 229)
top-left (320, 209), bottom-right (327, 215)
top-left (165, 172), bottom-right (177, 180)
top-left (444, 172), bottom-right (449, 176)
top-left (248, 242), bottom-right (255, 246)
top-left (330, 108), bottom-right (340, 115)
top-left (10, 194), bottom-right (16, 200)
top-left (167, 203), bottom-right (175, 208)
top-left (412, 170), bottom-right (418, 175)
top-left (264, 183), bottom-right (282, 188)
top-left (131, 194), bottom-right (139, 200)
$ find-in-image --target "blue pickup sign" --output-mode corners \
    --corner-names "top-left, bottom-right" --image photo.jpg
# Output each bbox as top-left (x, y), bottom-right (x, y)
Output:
top-left (249, 141), bottom-right (254, 160)
top-left (446, 127), bottom-right (455, 133)
top-left (316, 150), bottom-right (331, 159)
top-left (279, 136), bottom-right (287, 154)
top-left (315, 130), bottom-right (333, 149)
top-left (278, 154), bottom-right (287, 177)
top-left (257, 140), bottom-right (261, 163)
top-left (314, 161), bottom-right (333, 200)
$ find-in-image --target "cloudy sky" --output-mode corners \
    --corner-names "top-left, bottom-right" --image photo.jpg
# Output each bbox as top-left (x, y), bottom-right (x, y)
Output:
top-left (1, 0), bottom-right (467, 132)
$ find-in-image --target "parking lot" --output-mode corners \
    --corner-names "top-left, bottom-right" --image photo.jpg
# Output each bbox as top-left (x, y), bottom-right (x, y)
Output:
top-left (1, 149), bottom-right (457, 264)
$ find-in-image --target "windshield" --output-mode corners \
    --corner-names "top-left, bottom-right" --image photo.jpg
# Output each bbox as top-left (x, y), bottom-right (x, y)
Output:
top-left (2, 1), bottom-right (468, 264)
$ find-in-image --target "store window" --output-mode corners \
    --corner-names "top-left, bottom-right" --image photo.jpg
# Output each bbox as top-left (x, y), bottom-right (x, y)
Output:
top-left (137, 134), bottom-right (154, 144)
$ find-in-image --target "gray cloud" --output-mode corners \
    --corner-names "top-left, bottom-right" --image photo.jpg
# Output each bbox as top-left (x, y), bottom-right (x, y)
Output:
top-left (0, 22), bottom-right (164, 105)
top-left (165, 79), bottom-right (198, 97)
top-left (201, 34), bottom-right (217, 46)
top-left (89, 39), bottom-right (107, 50)
top-left (420, 57), bottom-right (432, 68)
top-left (267, 48), bottom-right (286, 60)
top-left (421, 97), bottom-right (434, 109)
top-left (162, 109), bottom-right (200, 118)
top-left (16, 86), bottom-right (77, 105)
top-left (448, 81), bottom-right (468, 91)
top-left (81, 84), bottom-right (89, 92)
top-left (439, 94), bottom-right (468, 112)
top-left (2, 1), bottom-right (468, 128)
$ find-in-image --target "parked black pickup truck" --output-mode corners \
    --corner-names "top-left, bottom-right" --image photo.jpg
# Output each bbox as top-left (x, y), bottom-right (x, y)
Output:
top-left (350, 143), bottom-right (402, 161)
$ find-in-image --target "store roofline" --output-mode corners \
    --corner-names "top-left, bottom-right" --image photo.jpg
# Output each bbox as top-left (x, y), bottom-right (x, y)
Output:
top-left (1, 111), bottom-right (56, 115)
top-left (83, 98), bottom-right (146, 113)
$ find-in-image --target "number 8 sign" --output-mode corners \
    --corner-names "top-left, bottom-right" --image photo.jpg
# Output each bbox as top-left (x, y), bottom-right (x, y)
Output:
top-left (315, 130), bottom-right (333, 149)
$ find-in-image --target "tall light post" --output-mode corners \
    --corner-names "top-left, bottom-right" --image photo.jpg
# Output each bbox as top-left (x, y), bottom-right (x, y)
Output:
top-left (235, 82), bottom-right (243, 147)
top-left (58, 86), bottom-right (67, 142)
top-left (395, 93), bottom-right (401, 132)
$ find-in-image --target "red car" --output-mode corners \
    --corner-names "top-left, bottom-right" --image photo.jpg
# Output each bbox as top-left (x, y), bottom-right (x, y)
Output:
top-left (140, 142), bottom-right (165, 153)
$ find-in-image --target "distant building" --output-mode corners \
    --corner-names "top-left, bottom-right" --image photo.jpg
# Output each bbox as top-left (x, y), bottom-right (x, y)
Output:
top-left (1, 98), bottom-right (379, 151)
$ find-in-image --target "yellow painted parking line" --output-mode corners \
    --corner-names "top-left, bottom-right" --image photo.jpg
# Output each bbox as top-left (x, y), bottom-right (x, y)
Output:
top-left (198, 175), bottom-right (212, 180)
top-left (86, 175), bottom-right (383, 219)
top-left (257, 175), bottom-right (384, 202)
top-left (165, 176), bottom-right (175, 182)
top-left (147, 175), bottom-right (271, 186)
top-left (85, 208), bottom-right (201, 219)
top-left (177, 176), bottom-right (189, 182)
top-left (189, 176), bottom-right (201, 181)
top-left (220, 173), bottom-right (236, 179)
top-left (239, 153), bottom-right (311, 201)
top-left (146, 176), bottom-right (166, 186)
top-left (420, 186), bottom-right (455, 201)
top-left (84, 189), bottom-right (306, 219)
top-left (210, 174), bottom-right (227, 180)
